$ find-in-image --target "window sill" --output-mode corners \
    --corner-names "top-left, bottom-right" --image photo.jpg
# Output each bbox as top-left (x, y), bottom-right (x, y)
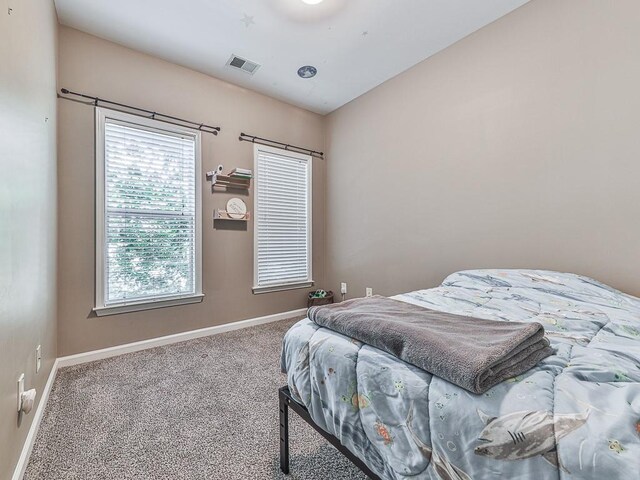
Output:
top-left (252, 281), bottom-right (314, 295)
top-left (94, 294), bottom-right (204, 317)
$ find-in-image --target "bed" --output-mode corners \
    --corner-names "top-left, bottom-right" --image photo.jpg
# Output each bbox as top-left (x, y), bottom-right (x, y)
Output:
top-left (280, 269), bottom-right (640, 479)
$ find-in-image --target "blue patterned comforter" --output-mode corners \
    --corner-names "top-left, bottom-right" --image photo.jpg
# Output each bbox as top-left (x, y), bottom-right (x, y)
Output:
top-left (281, 270), bottom-right (640, 479)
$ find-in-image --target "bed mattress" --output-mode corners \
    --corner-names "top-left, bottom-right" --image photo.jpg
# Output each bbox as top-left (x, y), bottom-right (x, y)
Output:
top-left (281, 269), bottom-right (640, 479)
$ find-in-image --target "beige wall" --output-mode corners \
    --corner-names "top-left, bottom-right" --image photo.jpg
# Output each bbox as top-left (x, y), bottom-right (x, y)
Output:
top-left (0, 0), bottom-right (58, 477)
top-left (57, 27), bottom-right (325, 356)
top-left (325, 0), bottom-right (640, 299)
top-left (43, 1), bottom-right (640, 357)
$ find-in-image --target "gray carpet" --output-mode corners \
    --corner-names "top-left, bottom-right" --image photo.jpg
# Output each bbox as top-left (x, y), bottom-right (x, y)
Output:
top-left (25, 318), bottom-right (367, 479)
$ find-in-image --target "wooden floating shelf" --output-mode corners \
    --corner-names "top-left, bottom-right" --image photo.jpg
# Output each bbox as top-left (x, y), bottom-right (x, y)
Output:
top-left (214, 209), bottom-right (251, 221)
top-left (211, 174), bottom-right (251, 189)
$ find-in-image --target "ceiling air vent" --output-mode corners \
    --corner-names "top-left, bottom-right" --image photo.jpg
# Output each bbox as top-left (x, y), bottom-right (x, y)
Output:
top-left (226, 54), bottom-right (261, 75)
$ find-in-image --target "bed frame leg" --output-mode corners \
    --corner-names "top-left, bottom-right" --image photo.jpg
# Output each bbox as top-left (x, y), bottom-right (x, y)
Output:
top-left (279, 388), bottom-right (290, 475)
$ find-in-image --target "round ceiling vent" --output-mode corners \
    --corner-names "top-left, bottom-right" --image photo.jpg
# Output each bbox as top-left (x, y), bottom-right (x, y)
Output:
top-left (297, 66), bottom-right (317, 79)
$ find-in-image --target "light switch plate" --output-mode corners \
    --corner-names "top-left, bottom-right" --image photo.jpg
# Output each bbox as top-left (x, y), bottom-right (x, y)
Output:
top-left (366, 287), bottom-right (373, 297)
top-left (36, 345), bottom-right (42, 374)
top-left (17, 374), bottom-right (24, 412)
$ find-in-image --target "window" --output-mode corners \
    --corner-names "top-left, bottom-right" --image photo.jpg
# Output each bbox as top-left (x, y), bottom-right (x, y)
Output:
top-left (95, 108), bottom-right (202, 316)
top-left (253, 144), bottom-right (312, 293)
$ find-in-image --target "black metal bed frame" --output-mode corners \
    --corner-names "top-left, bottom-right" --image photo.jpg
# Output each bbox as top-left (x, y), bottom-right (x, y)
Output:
top-left (279, 386), bottom-right (382, 480)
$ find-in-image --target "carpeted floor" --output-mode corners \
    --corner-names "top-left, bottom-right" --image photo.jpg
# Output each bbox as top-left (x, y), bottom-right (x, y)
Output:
top-left (25, 317), bottom-right (367, 479)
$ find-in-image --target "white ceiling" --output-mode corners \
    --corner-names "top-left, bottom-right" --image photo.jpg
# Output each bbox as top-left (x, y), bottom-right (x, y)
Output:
top-left (54, 0), bottom-right (529, 114)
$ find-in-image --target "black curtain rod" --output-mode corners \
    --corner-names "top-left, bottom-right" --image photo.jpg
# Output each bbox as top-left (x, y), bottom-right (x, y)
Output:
top-left (58, 88), bottom-right (221, 135)
top-left (239, 133), bottom-right (324, 159)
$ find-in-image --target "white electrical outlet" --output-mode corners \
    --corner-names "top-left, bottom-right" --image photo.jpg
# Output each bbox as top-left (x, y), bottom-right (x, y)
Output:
top-left (36, 345), bottom-right (42, 374)
top-left (17, 374), bottom-right (24, 412)
top-left (341, 282), bottom-right (347, 295)
top-left (366, 287), bottom-right (373, 297)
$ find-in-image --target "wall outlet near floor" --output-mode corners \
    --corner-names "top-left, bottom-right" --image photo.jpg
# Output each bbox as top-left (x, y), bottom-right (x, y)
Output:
top-left (17, 373), bottom-right (25, 412)
top-left (366, 287), bottom-right (373, 297)
top-left (341, 282), bottom-right (347, 295)
top-left (36, 345), bottom-right (42, 373)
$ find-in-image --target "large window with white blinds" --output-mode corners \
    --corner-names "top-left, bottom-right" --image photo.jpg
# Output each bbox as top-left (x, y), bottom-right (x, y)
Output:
top-left (253, 144), bottom-right (312, 293)
top-left (95, 108), bottom-right (202, 315)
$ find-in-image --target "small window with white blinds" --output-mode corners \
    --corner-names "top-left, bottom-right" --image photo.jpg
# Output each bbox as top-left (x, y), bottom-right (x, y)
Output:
top-left (253, 144), bottom-right (312, 293)
top-left (95, 108), bottom-right (202, 316)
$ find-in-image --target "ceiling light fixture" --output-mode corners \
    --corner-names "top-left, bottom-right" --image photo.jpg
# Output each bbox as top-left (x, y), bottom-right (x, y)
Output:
top-left (297, 66), bottom-right (317, 79)
top-left (301, 0), bottom-right (324, 5)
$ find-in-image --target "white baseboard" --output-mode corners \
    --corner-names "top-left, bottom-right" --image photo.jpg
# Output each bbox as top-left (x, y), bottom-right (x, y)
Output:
top-left (12, 358), bottom-right (59, 480)
top-left (57, 307), bottom-right (306, 368)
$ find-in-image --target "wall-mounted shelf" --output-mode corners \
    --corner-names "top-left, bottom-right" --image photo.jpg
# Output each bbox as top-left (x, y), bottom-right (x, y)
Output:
top-left (206, 170), bottom-right (251, 190)
top-left (214, 210), bottom-right (251, 221)
top-left (214, 175), bottom-right (251, 189)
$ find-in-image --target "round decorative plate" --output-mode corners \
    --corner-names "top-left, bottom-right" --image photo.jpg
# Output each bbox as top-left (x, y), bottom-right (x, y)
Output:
top-left (226, 197), bottom-right (247, 219)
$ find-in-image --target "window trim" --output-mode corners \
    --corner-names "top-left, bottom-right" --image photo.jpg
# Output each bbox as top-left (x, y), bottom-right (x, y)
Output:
top-left (252, 144), bottom-right (313, 294)
top-left (94, 107), bottom-right (203, 316)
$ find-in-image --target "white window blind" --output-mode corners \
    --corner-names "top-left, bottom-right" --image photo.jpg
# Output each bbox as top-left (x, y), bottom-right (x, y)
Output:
top-left (254, 145), bottom-right (312, 293)
top-left (95, 108), bottom-right (202, 315)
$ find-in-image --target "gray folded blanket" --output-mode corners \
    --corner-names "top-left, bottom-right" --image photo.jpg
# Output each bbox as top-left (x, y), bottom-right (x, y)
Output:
top-left (308, 296), bottom-right (554, 394)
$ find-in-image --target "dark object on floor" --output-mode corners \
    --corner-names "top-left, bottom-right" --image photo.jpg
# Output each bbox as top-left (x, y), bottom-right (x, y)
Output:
top-left (308, 295), bottom-right (554, 394)
top-left (307, 289), bottom-right (334, 308)
top-left (279, 386), bottom-right (381, 480)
